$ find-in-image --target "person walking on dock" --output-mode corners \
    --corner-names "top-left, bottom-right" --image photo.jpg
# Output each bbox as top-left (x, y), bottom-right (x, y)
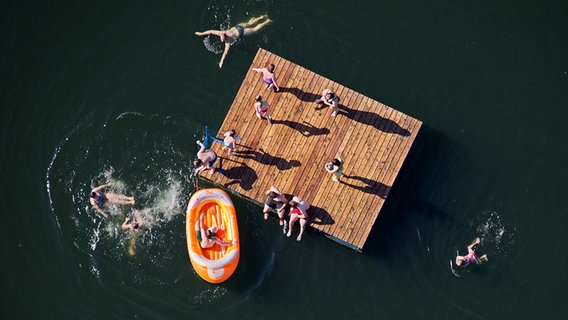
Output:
top-left (195, 15), bottom-right (272, 68)
top-left (252, 63), bottom-right (280, 92)
top-left (325, 158), bottom-right (345, 182)
top-left (254, 95), bottom-right (272, 124)
top-left (315, 88), bottom-right (340, 117)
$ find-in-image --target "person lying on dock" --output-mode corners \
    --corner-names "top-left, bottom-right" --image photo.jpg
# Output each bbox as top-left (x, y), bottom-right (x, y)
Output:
top-left (222, 130), bottom-right (238, 156)
top-left (89, 182), bottom-right (135, 218)
top-left (455, 237), bottom-right (488, 267)
top-left (195, 213), bottom-right (237, 248)
top-left (252, 63), bottom-right (280, 92)
top-left (315, 88), bottom-right (340, 117)
top-left (286, 196), bottom-right (310, 241)
top-left (195, 14), bottom-right (272, 68)
top-left (254, 95), bottom-right (272, 124)
top-left (263, 186), bottom-right (288, 225)
top-left (194, 140), bottom-right (218, 174)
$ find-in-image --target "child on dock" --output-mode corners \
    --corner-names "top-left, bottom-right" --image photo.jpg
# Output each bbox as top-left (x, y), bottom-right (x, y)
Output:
top-left (252, 63), bottom-right (280, 92)
top-left (325, 158), bottom-right (345, 182)
top-left (254, 95), bottom-right (272, 124)
top-left (315, 88), bottom-right (340, 117)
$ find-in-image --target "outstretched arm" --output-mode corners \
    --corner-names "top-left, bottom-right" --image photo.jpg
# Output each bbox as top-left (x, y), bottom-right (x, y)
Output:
top-left (218, 43), bottom-right (231, 68)
top-left (92, 203), bottom-right (108, 218)
top-left (213, 238), bottom-right (237, 246)
top-left (121, 217), bottom-right (131, 229)
top-left (195, 30), bottom-right (222, 37)
top-left (92, 182), bottom-right (111, 192)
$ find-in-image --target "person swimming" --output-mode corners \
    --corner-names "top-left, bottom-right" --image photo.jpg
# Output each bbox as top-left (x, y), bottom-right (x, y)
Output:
top-left (455, 237), bottom-right (488, 267)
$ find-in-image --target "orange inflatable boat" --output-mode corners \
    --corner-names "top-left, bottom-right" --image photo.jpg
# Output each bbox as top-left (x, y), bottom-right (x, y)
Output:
top-left (186, 188), bottom-right (240, 283)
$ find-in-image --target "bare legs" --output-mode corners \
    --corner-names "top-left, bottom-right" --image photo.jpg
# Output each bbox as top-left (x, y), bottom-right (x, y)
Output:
top-left (287, 215), bottom-right (307, 241)
top-left (106, 193), bottom-right (135, 205)
top-left (240, 15), bottom-right (272, 36)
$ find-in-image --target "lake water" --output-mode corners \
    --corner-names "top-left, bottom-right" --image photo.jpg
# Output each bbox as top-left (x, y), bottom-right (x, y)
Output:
top-left (2, 0), bottom-right (567, 319)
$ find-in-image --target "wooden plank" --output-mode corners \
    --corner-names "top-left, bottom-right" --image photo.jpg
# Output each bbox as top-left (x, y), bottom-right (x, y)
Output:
top-left (200, 48), bottom-right (422, 251)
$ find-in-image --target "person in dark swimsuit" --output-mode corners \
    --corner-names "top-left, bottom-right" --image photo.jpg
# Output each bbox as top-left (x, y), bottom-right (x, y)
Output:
top-left (195, 14), bottom-right (272, 68)
top-left (263, 186), bottom-right (288, 225)
top-left (89, 182), bottom-right (135, 218)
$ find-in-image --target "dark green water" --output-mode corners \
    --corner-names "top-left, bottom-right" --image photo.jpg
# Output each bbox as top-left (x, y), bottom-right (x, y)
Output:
top-left (2, 1), bottom-right (567, 319)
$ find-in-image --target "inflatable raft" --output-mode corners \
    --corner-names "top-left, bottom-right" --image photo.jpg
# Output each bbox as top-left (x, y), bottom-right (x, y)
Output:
top-left (186, 188), bottom-right (240, 283)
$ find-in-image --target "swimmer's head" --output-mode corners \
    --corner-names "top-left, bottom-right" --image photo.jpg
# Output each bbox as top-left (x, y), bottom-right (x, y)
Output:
top-left (90, 192), bottom-right (97, 198)
top-left (193, 158), bottom-right (203, 167)
top-left (255, 95), bottom-right (262, 102)
top-left (132, 222), bottom-right (140, 230)
top-left (268, 191), bottom-right (278, 198)
top-left (267, 63), bottom-right (275, 73)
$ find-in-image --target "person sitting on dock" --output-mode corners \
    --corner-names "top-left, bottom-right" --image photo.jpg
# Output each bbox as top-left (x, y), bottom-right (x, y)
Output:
top-left (455, 237), bottom-right (488, 267)
top-left (254, 95), bottom-right (272, 124)
top-left (314, 88), bottom-right (340, 117)
top-left (286, 196), bottom-right (310, 241)
top-left (195, 14), bottom-right (272, 68)
top-left (194, 140), bottom-right (218, 174)
top-left (252, 63), bottom-right (280, 92)
top-left (195, 213), bottom-right (236, 248)
top-left (89, 182), bottom-right (135, 218)
top-left (263, 186), bottom-right (288, 225)
top-left (325, 158), bottom-right (345, 182)
top-left (222, 130), bottom-right (238, 156)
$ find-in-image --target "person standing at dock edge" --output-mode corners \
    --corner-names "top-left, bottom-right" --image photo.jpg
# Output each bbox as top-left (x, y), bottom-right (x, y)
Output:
top-left (222, 130), bottom-right (238, 156)
top-left (195, 14), bottom-right (272, 68)
top-left (252, 63), bottom-right (280, 92)
top-left (254, 95), bottom-right (272, 124)
top-left (315, 88), bottom-right (340, 116)
top-left (194, 140), bottom-right (218, 174)
top-left (325, 158), bottom-right (345, 182)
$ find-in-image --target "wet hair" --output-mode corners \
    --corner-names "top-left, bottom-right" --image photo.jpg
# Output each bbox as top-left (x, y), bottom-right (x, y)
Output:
top-left (90, 192), bottom-right (97, 198)
top-left (132, 222), bottom-right (140, 230)
top-left (228, 129), bottom-right (236, 136)
top-left (289, 200), bottom-right (298, 208)
top-left (268, 191), bottom-right (278, 198)
top-left (267, 63), bottom-right (275, 73)
top-left (193, 158), bottom-right (203, 167)
top-left (331, 158), bottom-right (341, 166)
top-left (255, 95), bottom-right (262, 102)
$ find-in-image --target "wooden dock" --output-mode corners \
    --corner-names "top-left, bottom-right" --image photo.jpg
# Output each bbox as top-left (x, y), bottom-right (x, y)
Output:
top-left (198, 48), bottom-right (422, 252)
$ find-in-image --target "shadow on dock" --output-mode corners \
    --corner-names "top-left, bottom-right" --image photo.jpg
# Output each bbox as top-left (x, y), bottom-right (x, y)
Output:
top-left (219, 158), bottom-right (258, 190)
top-left (279, 86), bottom-right (320, 102)
top-left (271, 119), bottom-right (330, 137)
top-left (309, 205), bottom-right (335, 226)
top-left (234, 148), bottom-right (301, 171)
top-left (338, 104), bottom-right (410, 136)
top-left (340, 175), bottom-right (390, 199)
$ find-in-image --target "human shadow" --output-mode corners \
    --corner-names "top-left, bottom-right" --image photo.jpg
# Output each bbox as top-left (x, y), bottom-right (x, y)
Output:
top-left (234, 148), bottom-right (301, 171)
top-left (271, 119), bottom-right (330, 137)
top-left (308, 204), bottom-right (335, 226)
top-left (337, 104), bottom-right (411, 136)
top-left (279, 86), bottom-right (320, 102)
top-left (339, 175), bottom-right (390, 199)
top-left (218, 158), bottom-right (258, 191)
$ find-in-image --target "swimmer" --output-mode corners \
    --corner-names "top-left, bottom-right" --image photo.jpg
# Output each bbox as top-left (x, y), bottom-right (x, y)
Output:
top-left (195, 213), bottom-right (237, 248)
top-left (89, 182), bottom-right (135, 218)
top-left (195, 14), bottom-right (272, 68)
top-left (455, 237), bottom-right (488, 267)
top-left (194, 140), bottom-right (218, 174)
top-left (252, 63), bottom-right (280, 92)
top-left (121, 211), bottom-right (144, 233)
